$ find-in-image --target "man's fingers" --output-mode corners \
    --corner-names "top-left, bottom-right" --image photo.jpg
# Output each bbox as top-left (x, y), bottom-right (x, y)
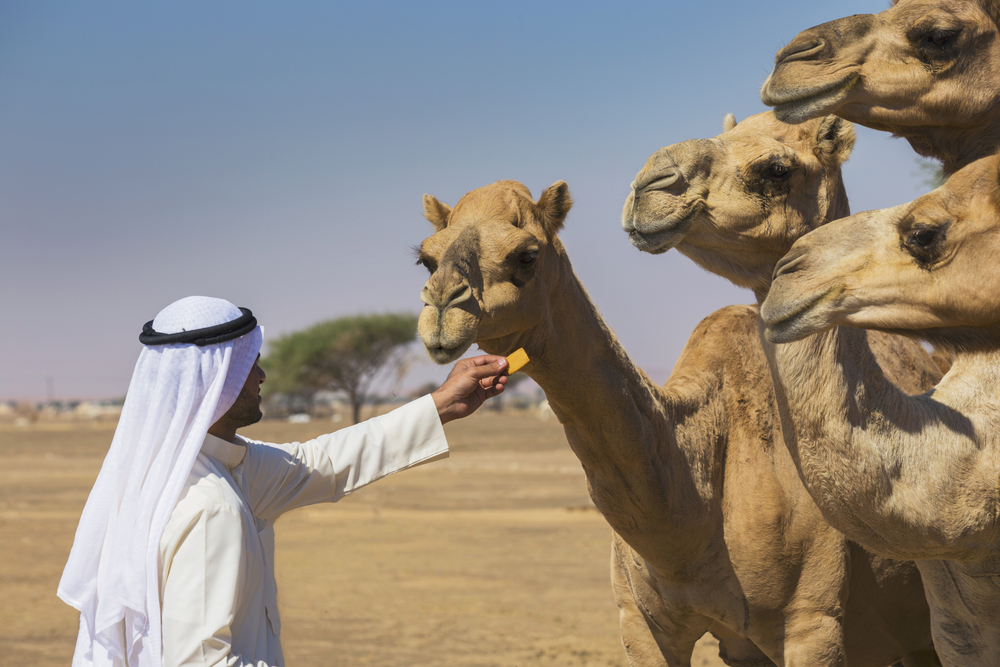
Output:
top-left (480, 374), bottom-right (508, 391)
top-left (459, 356), bottom-right (508, 380)
top-left (462, 354), bottom-right (507, 367)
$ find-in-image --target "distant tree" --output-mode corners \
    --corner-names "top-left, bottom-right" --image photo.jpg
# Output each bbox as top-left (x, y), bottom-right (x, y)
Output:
top-left (912, 157), bottom-right (946, 191)
top-left (263, 313), bottom-right (419, 424)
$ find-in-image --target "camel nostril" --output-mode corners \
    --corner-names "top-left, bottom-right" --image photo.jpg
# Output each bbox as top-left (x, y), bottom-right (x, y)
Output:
top-left (419, 285), bottom-right (435, 308)
top-left (645, 171), bottom-right (681, 191)
top-left (622, 194), bottom-right (637, 232)
top-left (445, 283), bottom-right (472, 308)
top-left (421, 281), bottom-right (473, 310)
top-left (773, 248), bottom-right (809, 281)
top-left (775, 38), bottom-right (825, 66)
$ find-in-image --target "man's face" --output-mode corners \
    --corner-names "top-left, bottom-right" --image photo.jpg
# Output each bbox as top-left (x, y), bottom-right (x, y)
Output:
top-left (227, 355), bottom-right (266, 428)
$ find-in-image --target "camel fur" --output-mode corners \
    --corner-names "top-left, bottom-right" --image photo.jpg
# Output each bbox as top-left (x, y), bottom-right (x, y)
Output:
top-left (760, 152), bottom-right (1000, 666)
top-left (416, 174), bottom-right (938, 666)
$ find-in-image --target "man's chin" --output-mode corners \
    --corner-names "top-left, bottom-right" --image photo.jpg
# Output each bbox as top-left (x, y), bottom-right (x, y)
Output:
top-left (231, 405), bottom-right (264, 430)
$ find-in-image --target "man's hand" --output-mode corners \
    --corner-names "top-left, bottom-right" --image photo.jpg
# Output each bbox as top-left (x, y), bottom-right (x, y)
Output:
top-left (431, 355), bottom-right (509, 424)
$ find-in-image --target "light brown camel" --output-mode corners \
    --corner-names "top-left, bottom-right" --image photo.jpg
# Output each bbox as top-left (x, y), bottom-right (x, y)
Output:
top-left (760, 0), bottom-right (1000, 175)
top-left (416, 176), bottom-right (939, 666)
top-left (758, 152), bottom-right (1000, 666)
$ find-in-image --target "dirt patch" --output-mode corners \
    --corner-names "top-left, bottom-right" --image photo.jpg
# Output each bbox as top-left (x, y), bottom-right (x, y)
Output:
top-left (0, 412), bottom-right (724, 665)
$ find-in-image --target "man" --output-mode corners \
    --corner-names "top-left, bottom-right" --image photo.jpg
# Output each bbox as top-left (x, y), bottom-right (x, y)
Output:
top-left (58, 296), bottom-right (508, 667)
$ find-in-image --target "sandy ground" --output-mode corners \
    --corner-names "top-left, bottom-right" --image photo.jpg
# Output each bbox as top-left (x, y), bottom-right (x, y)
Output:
top-left (0, 410), bottom-right (725, 666)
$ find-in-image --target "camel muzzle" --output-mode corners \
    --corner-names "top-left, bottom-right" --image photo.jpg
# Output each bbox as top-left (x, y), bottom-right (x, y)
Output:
top-left (420, 281), bottom-right (473, 311)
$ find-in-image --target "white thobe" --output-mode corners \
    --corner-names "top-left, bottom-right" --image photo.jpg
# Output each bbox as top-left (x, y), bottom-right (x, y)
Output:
top-left (157, 395), bottom-right (448, 667)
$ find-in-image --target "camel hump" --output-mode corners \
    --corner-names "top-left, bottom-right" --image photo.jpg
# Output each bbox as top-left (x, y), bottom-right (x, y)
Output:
top-left (866, 330), bottom-right (943, 394)
top-left (666, 305), bottom-right (765, 392)
top-left (687, 305), bottom-right (761, 352)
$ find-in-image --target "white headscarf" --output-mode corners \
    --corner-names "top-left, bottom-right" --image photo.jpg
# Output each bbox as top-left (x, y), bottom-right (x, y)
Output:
top-left (58, 296), bottom-right (263, 667)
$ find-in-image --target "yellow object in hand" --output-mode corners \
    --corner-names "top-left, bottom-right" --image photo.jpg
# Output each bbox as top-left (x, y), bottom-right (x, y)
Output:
top-left (506, 348), bottom-right (530, 374)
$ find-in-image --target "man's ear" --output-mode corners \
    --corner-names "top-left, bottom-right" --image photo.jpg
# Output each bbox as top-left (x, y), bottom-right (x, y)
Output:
top-left (535, 181), bottom-right (573, 238)
top-left (814, 115), bottom-right (856, 168)
top-left (423, 195), bottom-right (452, 232)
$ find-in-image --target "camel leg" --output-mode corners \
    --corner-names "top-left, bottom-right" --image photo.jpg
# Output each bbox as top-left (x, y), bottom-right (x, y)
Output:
top-left (611, 535), bottom-right (709, 667)
top-left (779, 614), bottom-right (846, 667)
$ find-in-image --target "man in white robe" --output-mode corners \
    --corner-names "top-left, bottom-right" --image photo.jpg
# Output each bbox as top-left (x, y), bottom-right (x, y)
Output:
top-left (58, 296), bottom-right (509, 667)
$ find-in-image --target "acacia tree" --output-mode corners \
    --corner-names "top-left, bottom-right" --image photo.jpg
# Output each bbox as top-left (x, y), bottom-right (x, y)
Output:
top-left (263, 313), bottom-right (418, 424)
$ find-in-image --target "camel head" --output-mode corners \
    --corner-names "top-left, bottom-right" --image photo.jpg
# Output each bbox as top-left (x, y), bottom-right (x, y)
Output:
top-left (761, 0), bottom-right (1000, 172)
top-left (415, 180), bottom-right (572, 365)
top-left (622, 111), bottom-right (854, 294)
top-left (762, 152), bottom-right (1000, 350)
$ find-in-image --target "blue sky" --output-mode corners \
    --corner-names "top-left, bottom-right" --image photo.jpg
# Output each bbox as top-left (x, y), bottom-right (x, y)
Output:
top-left (1, 0), bottom-right (931, 400)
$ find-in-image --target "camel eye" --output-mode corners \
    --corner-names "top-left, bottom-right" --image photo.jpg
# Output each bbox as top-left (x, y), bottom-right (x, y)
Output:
top-left (766, 164), bottom-right (789, 179)
top-left (908, 227), bottom-right (938, 248)
top-left (417, 256), bottom-right (437, 274)
top-left (904, 225), bottom-right (945, 264)
top-left (510, 249), bottom-right (539, 287)
top-left (759, 161), bottom-right (791, 183)
top-left (922, 29), bottom-right (958, 48)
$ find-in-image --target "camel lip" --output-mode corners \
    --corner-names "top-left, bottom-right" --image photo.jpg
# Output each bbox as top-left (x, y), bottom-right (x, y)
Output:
top-left (423, 341), bottom-right (473, 365)
top-left (762, 71), bottom-right (860, 123)
top-left (627, 212), bottom-right (695, 255)
top-left (761, 283), bottom-right (840, 343)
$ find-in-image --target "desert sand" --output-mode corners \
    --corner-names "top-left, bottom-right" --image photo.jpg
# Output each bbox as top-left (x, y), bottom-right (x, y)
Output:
top-left (0, 409), bottom-right (724, 666)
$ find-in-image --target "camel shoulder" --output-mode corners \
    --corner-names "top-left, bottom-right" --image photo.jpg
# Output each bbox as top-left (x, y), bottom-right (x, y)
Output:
top-left (665, 304), bottom-right (767, 399)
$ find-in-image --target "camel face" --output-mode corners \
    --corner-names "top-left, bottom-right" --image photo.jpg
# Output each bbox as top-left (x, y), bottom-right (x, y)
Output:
top-left (415, 180), bottom-right (571, 364)
top-left (762, 153), bottom-right (1000, 347)
top-left (623, 111), bottom-right (854, 292)
top-left (761, 1), bottom-right (1000, 169)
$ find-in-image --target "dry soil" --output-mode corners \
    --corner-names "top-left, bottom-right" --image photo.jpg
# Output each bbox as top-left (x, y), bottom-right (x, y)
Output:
top-left (0, 410), bottom-right (725, 666)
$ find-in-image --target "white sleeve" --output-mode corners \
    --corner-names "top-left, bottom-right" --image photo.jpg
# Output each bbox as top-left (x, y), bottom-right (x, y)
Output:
top-left (159, 506), bottom-right (272, 667)
top-left (243, 394), bottom-right (449, 522)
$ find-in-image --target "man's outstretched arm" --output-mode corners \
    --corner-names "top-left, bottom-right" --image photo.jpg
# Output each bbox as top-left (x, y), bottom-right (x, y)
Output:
top-left (243, 354), bottom-right (509, 519)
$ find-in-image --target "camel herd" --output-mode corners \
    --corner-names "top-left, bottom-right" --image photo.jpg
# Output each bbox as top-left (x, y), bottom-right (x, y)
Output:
top-left (414, 1), bottom-right (1000, 666)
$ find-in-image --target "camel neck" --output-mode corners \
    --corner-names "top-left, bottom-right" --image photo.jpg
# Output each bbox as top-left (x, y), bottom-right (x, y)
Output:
top-left (902, 125), bottom-right (1000, 176)
top-left (480, 250), bottom-right (710, 543)
top-left (525, 254), bottom-right (668, 467)
top-left (763, 322), bottom-right (1000, 560)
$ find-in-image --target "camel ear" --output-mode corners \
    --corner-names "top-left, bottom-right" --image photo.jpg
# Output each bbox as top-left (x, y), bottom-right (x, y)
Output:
top-left (814, 116), bottom-right (856, 167)
top-left (536, 181), bottom-right (573, 237)
top-left (983, 1), bottom-right (1000, 30)
top-left (723, 114), bottom-right (738, 132)
top-left (423, 194), bottom-right (452, 232)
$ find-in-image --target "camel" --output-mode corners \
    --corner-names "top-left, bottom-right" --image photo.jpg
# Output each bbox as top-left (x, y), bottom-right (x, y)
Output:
top-left (760, 0), bottom-right (1000, 175)
top-left (416, 176), bottom-right (940, 666)
top-left (757, 152), bottom-right (1000, 666)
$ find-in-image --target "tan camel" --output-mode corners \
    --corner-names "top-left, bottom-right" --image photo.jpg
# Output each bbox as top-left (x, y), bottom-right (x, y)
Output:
top-left (760, 0), bottom-right (1000, 174)
top-left (416, 176), bottom-right (939, 666)
top-left (758, 152), bottom-right (1000, 667)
